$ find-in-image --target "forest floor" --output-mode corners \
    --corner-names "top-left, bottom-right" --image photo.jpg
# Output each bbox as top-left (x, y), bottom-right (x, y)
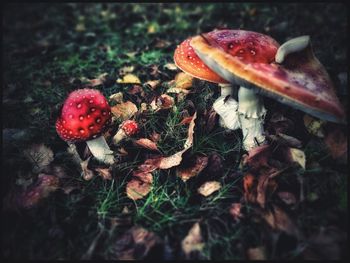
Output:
top-left (2, 3), bottom-right (348, 260)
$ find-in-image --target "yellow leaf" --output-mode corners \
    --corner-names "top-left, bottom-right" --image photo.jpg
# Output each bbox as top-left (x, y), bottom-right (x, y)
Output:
top-left (303, 114), bottom-right (325, 138)
top-left (117, 74), bottom-right (141, 84)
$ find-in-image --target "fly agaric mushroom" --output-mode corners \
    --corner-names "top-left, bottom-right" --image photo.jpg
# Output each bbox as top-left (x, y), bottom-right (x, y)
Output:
top-left (56, 88), bottom-right (114, 164)
top-left (174, 37), bottom-right (240, 130)
top-left (113, 120), bottom-right (139, 144)
top-left (191, 29), bottom-right (345, 150)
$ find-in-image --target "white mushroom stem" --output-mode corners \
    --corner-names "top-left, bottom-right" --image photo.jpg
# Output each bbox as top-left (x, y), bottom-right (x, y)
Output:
top-left (219, 83), bottom-right (233, 96)
top-left (86, 136), bottom-right (114, 165)
top-left (237, 86), bottom-right (267, 151)
top-left (112, 129), bottom-right (127, 145)
top-left (214, 84), bottom-right (241, 130)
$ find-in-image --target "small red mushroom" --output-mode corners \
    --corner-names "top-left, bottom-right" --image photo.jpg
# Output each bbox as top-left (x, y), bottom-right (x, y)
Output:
top-left (174, 37), bottom-right (238, 130)
top-left (113, 120), bottom-right (139, 144)
top-left (56, 88), bottom-right (114, 164)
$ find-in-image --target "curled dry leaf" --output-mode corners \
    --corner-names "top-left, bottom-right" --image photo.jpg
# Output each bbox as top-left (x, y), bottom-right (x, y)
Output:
top-left (261, 204), bottom-right (301, 238)
top-left (177, 156), bottom-right (209, 182)
top-left (243, 173), bottom-right (257, 203)
top-left (181, 222), bottom-right (204, 259)
top-left (111, 101), bottom-right (138, 121)
top-left (180, 116), bottom-right (194, 125)
top-left (18, 174), bottom-right (59, 209)
top-left (197, 181), bottom-right (221, 197)
top-left (109, 226), bottom-right (162, 260)
top-left (324, 126), bottom-right (347, 162)
top-left (303, 114), bottom-right (325, 138)
top-left (150, 94), bottom-right (175, 111)
top-left (133, 138), bottom-right (159, 152)
top-left (230, 203), bottom-right (243, 222)
top-left (23, 143), bottom-right (54, 173)
top-left (95, 167), bottom-right (112, 180)
top-left (109, 92), bottom-right (124, 103)
top-left (116, 74), bottom-right (141, 84)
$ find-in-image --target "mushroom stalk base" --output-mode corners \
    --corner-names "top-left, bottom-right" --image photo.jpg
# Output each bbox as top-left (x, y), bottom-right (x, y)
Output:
top-left (113, 129), bottom-right (127, 145)
top-left (238, 86), bottom-right (267, 151)
top-left (86, 136), bottom-right (114, 165)
top-left (215, 84), bottom-right (240, 130)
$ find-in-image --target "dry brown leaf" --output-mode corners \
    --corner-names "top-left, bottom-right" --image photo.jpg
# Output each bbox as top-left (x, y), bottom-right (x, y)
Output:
top-left (229, 203), bottom-right (243, 222)
top-left (83, 73), bottom-right (108, 88)
top-left (150, 94), bottom-right (175, 111)
top-left (150, 132), bottom-right (161, 142)
top-left (324, 127), bottom-right (347, 162)
top-left (126, 178), bottom-right (152, 200)
top-left (303, 114), bottom-right (325, 138)
top-left (132, 171), bottom-right (153, 184)
top-left (110, 226), bottom-right (162, 260)
top-left (262, 204), bottom-right (301, 238)
top-left (246, 246), bottom-right (267, 260)
top-left (144, 80), bottom-right (161, 90)
top-left (23, 143), bottom-right (54, 173)
top-left (177, 156), bottom-right (209, 182)
top-left (95, 167), bottom-right (112, 180)
top-left (243, 144), bottom-right (271, 170)
top-left (111, 101), bottom-right (138, 121)
top-left (81, 157), bottom-right (94, 180)
top-left (181, 222), bottom-right (204, 259)
top-left (197, 181), bottom-right (221, 197)
top-left (133, 138), bottom-right (159, 151)
top-left (117, 74), bottom-right (141, 84)
top-left (18, 174), bottom-right (59, 209)
top-left (267, 113), bottom-right (294, 135)
top-left (180, 116), bottom-right (193, 125)
top-left (243, 173), bottom-right (257, 203)
top-left (268, 133), bottom-right (302, 148)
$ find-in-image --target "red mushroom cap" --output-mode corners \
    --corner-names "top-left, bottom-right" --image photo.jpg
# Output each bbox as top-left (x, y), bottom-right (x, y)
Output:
top-left (191, 29), bottom-right (345, 123)
top-left (174, 37), bottom-right (228, 84)
top-left (56, 89), bottom-right (111, 142)
top-left (121, 120), bottom-right (139, 136)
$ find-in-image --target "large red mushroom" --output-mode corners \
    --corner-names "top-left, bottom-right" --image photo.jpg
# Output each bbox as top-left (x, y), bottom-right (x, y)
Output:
top-left (190, 29), bottom-right (345, 150)
top-left (174, 37), bottom-right (240, 130)
top-left (56, 88), bottom-right (114, 164)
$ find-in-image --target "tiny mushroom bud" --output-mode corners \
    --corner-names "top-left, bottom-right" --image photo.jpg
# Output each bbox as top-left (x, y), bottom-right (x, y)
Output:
top-left (174, 37), bottom-right (240, 130)
top-left (56, 89), bottom-right (114, 164)
top-left (113, 120), bottom-right (139, 144)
